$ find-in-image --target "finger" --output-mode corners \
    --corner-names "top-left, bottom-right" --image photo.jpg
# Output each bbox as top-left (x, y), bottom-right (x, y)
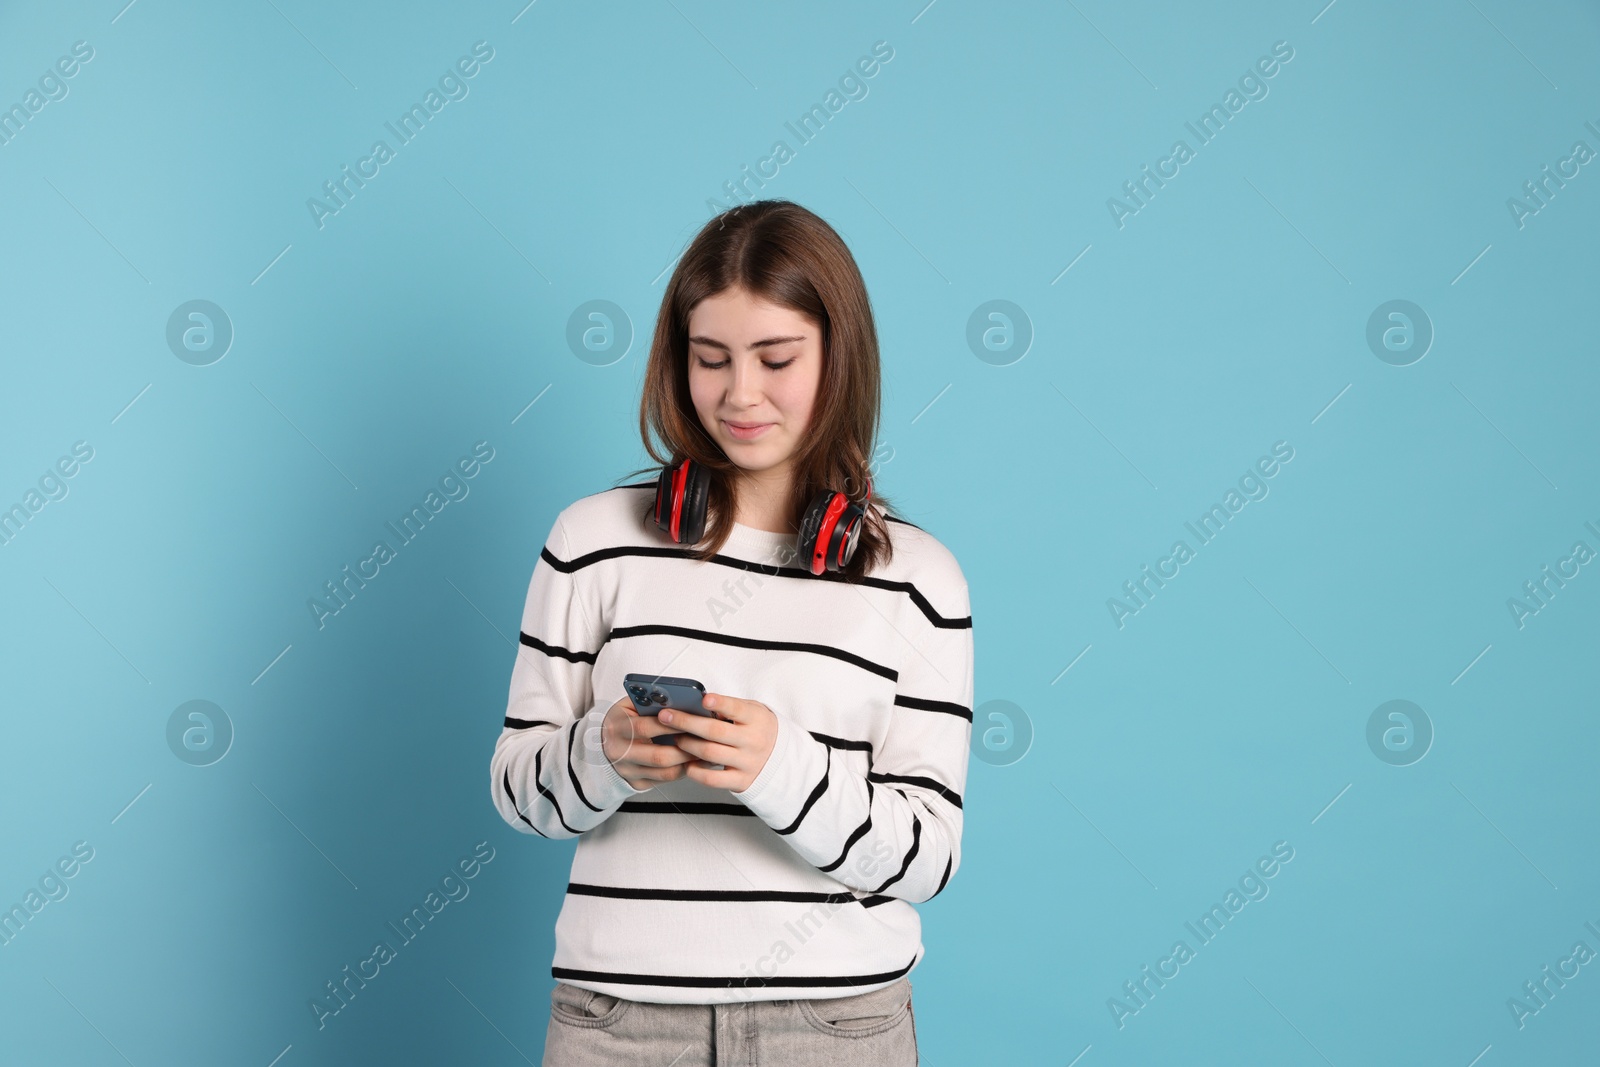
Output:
top-left (700, 692), bottom-right (749, 723)
top-left (637, 716), bottom-right (684, 741)
top-left (688, 758), bottom-right (733, 774)
top-left (685, 761), bottom-right (743, 790)
top-left (626, 747), bottom-right (690, 773)
top-left (635, 739), bottom-right (695, 766)
top-left (660, 708), bottom-right (733, 742)
top-left (673, 735), bottom-right (740, 765)
top-left (624, 763), bottom-right (686, 790)
top-left (618, 762), bottom-right (673, 790)
top-left (618, 711), bottom-right (679, 743)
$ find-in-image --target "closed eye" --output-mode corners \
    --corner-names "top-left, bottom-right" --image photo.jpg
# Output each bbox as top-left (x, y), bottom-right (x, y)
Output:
top-left (696, 358), bottom-right (795, 371)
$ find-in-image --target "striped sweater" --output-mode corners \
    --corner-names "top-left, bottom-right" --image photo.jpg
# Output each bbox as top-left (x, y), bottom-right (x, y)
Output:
top-left (489, 481), bottom-right (974, 1004)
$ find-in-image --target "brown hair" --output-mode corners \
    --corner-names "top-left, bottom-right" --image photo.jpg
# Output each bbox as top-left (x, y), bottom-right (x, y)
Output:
top-left (619, 199), bottom-right (897, 581)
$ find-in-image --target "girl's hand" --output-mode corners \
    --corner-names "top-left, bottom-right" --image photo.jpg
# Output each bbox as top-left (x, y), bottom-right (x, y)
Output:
top-left (601, 696), bottom-right (697, 791)
top-left (659, 692), bottom-right (778, 793)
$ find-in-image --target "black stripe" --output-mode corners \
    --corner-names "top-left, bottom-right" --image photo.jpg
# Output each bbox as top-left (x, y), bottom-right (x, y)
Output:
top-left (775, 745), bottom-right (831, 837)
top-left (554, 620), bottom-right (923, 694)
top-left (544, 548), bottom-right (969, 634)
top-left (518, 631), bottom-right (598, 664)
top-left (854, 578), bottom-right (969, 629)
top-left (616, 800), bottom-right (756, 817)
top-left (541, 541), bottom-right (689, 573)
top-left (859, 894), bottom-right (896, 908)
top-left (566, 487), bottom-right (972, 630)
top-left (552, 956), bottom-right (917, 989)
top-left (819, 778), bottom-right (874, 873)
top-left (868, 771), bottom-right (963, 810)
top-left (504, 716), bottom-right (559, 730)
top-left (566, 720), bottom-right (603, 813)
top-left (893, 693), bottom-right (972, 721)
top-left (567, 882), bottom-right (858, 903)
top-left (871, 812), bottom-right (922, 895)
top-left (533, 746), bottom-right (581, 835)
top-left (808, 731), bottom-right (873, 754)
top-left (608, 623), bottom-right (897, 682)
top-left (931, 853), bottom-right (953, 898)
top-left (500, 767), bottom-right (548, 838)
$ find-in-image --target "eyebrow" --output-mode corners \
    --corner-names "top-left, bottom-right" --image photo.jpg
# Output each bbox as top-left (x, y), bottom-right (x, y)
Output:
top-left (687, 334), bottom-right (807, 353)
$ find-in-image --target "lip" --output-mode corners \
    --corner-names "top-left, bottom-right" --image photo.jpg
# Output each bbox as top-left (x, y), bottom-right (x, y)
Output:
top-left (723, 420), bottom-right (773, 441)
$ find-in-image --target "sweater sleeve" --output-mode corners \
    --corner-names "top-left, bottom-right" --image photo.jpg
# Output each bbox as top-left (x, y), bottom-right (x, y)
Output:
top-left (490, 510), bottom-right (642, 838)
top-left (730, 560), bottom-right (973, 904)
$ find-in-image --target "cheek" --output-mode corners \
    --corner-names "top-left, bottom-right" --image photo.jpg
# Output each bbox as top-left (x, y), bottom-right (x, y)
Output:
top-left (778, 369), bottom-right (819, 420)
top-left (686, 371), bottom-right (714, 413)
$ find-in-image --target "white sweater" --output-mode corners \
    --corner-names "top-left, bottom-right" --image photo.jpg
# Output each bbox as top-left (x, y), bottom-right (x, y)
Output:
top-left (489, 482), bottom-right (973, 1004)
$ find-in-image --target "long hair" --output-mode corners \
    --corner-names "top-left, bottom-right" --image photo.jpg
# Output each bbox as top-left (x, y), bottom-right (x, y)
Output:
top-left (619, 199), bottom-right (897, 581)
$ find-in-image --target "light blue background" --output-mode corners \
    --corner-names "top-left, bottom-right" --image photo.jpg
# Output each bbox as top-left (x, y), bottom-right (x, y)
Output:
top-left (2, 0), bottom-right (1597, 1063)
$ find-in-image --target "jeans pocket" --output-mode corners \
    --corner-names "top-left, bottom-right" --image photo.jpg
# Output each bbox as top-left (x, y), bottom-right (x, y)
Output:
top-left (549, 981), bottom-right (632, 1029)
top-left (798, 978), bottom-right (913, 1038)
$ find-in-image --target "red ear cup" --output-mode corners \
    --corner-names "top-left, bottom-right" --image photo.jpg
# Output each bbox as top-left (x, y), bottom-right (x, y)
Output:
top-left (654, 458), bottom-right (710, 544)
top-left (798, 489), bottom-right (866, 575)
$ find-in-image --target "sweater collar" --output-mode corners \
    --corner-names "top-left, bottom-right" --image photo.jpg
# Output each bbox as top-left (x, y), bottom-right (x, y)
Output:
top-left (721, 521), bottom-right (799, 564)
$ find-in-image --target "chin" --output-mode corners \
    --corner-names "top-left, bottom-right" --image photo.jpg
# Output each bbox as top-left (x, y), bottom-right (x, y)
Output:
top-left (726, 447), bottom-right (779, 469)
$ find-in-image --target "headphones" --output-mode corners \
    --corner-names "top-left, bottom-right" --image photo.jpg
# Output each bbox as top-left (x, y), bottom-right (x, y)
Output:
top-left (652, 457), bottom-right (871, 575)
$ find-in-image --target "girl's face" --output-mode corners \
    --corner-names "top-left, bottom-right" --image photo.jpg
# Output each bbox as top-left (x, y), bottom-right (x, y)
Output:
top-left (686, 286), bottom-right (823, 478)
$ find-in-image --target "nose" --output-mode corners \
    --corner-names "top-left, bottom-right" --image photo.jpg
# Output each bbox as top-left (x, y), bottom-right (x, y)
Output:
top-left (726, 357), bottom-right (764, 408)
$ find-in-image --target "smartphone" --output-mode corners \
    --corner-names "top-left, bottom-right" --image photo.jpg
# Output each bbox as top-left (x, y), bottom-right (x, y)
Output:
top-left (623, 673), bottom-right (716, 746)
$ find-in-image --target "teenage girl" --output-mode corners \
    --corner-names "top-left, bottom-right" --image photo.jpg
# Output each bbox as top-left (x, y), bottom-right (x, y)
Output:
top-left (492, 199), bottom-right (974, 1066)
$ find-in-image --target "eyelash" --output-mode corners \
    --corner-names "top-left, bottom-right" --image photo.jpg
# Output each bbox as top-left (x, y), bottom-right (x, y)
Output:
top-left (695, 357), bottom-right (795, 371)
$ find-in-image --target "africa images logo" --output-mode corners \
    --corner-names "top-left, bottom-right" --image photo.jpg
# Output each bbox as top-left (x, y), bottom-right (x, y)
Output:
top-left (307, 41), bottom-right (495, 229)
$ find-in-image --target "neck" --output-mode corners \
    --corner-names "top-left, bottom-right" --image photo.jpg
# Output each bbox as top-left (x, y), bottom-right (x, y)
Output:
top-left (731, 466), bottom-right (794, 533)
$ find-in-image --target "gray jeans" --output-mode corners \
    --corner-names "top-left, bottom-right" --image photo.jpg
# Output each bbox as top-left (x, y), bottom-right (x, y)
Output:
top-left (539, 976), bottom-right (917, 1066)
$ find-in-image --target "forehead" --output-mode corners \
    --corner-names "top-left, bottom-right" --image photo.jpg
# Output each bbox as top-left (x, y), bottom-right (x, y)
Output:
top-left (687, 288), bottom-right (816, 342)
